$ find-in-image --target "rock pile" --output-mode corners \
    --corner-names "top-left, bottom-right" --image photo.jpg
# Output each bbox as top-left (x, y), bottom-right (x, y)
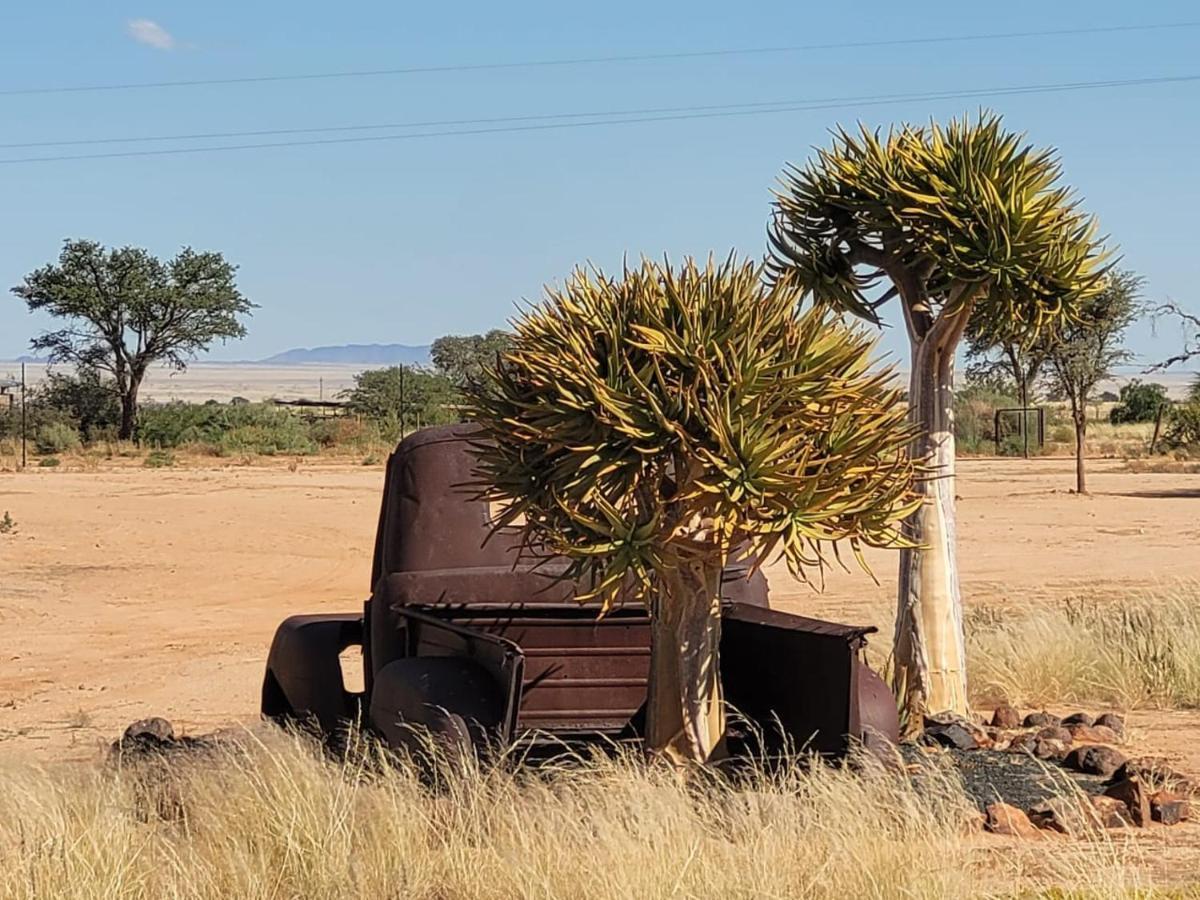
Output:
top-left (920, 706), bottom-right (1194, 837)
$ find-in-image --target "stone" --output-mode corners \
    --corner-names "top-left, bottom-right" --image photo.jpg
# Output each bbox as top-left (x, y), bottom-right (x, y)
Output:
top-left (923, 722), bottom-right (978, 751)
top-left (1036, 725), bottom-right (1073, 745)
top-left (1067, 724), bottom-right (1120, 745)
top-left (991, 704), bottom-right (1023, 730)
top-left (1104, 776), bottom-right (1152, 826)
top-left (1110, 757), bottom-right (1193, 795)
top-left (1094, 713), bottom-right (1125, 737)
top-left (1090, 795), bottom-right (1134, 828)
top-left (123, 717), bottom-right (175, 743)
top-left (1006, 732), bottom-right (1038, 754)
top-left (985, 802), bottom-right (1042, 838)
top-left (1061, 712), bottom-right (1095, 727)
top-left (1033, 737), bottom-right (1070, 761)
top-left (1151, 791), bottom-right (1190, 826)
top-left (1028, 797), bottom-right (1095, 836)
top-left (1023, 711), bottom-right (1061, 729)
top-left (1064, 745), bottom-right (1127, 778)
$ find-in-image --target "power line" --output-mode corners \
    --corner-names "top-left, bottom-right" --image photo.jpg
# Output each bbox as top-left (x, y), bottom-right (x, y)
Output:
top-left (2, 22), bottom-right (1197, 98)
top-left (1, 72), bottom-right (1195, 165)
top-left (4, 74), bottom-right (1197, 152)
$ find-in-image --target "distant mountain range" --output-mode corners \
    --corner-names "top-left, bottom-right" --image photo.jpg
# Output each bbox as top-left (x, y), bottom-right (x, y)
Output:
top-left (258, 343), bottom-right (431, 365)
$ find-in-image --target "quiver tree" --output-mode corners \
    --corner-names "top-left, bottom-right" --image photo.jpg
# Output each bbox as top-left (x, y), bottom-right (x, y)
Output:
top-left (13, 239), bottom-right (253, 439)
top-left (466, 255), bottom-right (919, 764)
top-left (768, 114), bottom-right (1110, 724)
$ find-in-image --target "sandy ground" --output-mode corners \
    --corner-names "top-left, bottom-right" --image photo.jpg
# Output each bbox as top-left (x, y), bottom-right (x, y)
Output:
top-left (1, 455), bottom-right (1198, 766)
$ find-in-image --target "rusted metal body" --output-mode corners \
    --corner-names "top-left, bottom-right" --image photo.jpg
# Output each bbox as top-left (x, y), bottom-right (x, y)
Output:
top-left (262, 425), bottom-right (898, 758)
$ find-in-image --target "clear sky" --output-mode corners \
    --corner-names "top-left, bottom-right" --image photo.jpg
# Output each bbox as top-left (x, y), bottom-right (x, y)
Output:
top-left (0, 1), bottom-right (1197, 372)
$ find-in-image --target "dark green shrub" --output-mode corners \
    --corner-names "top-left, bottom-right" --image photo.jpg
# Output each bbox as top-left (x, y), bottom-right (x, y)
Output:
top-left (954, 379), bottom-right (1018, 454)
top-left (143, 449), bottom-right (177, 468)
top-left (38, 456), bottom-right (60, 468)
top-left (35, 422), bottom-right (81, 454)
top-left (139, 402), bottom-right (317, 455)
top-left (1110, 380), bottom-right (1169, 424)
top-left (1164, 400), bottom-right (1200, 450)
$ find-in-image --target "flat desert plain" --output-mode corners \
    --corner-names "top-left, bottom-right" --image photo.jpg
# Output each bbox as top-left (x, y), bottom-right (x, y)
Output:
top-left (1, 455), bottom-right (1198, 764)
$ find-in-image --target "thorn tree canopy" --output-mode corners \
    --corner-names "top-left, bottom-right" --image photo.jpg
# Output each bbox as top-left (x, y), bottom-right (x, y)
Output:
top-left (466, 255), bottom-right (919, 764)
top-left (767, 113), bottom-right (1111, 726)
top-left (13, 239), bottom-right (254, 439)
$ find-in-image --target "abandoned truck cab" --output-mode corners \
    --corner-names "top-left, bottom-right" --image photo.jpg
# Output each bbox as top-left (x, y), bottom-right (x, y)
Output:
top-left (262, 425), bottom-right (898, 758)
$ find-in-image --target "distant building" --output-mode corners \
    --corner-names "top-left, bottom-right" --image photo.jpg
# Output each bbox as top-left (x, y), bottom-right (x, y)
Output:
top-left (0, 378), bottom-right (19, 409)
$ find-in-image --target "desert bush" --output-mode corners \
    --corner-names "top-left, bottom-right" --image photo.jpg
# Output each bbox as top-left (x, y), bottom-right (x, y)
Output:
top-left (0, 511), bottom-right (14, 534)
top-left (34, 421), bottom-right (81, 454)
top-left (1163, 399), bottom-right (1200, 450)
top-left (954, 378), bottom-right (1018, 454)
top-left (143, 449), bottom-right (176, 468)
top-left (37, 456), bottom-right (60, 468)
top-left (1109, 380), bottom-right (1169, 424)
top-left (968, 585), bottom-right (1200, 709)
top-left (139, 402), bottom-right (317, 456)
top-left (0, 729), bottom-right (1159, 899)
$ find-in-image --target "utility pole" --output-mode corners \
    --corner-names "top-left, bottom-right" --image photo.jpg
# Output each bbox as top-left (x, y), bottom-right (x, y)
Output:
top-left (20, 362), bottom-right (27, 469)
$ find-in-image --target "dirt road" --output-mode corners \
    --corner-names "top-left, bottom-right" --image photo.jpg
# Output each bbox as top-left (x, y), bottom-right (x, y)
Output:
top-left (1, 456), bottom-right (1197, 759)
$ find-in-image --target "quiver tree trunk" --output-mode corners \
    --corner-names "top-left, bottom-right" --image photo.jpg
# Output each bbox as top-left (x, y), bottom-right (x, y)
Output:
top-left (894, 330), bottom-right (970, 727)
top-left (1074, 411), bottom-right (1087, 495)
top-left (645, 556), bottom-right (725, 764)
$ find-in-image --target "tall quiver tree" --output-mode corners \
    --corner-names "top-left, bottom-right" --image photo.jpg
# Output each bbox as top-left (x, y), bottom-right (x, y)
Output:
top-left (467, 256), bottom-right (920, 764)
top-left (768, 115), bottom-right (1110, 725)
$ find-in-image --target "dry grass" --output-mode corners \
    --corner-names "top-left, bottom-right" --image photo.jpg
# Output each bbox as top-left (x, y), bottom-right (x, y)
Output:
top-left (0, 728), bottom-right (1173, 899)
top-left (968, 585), bottom-right (1200, 711)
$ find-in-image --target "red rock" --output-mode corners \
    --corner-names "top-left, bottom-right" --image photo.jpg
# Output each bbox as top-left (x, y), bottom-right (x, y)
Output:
top-left (991, 704), bottom-right (1022, 730)
top-left (1091, 795), bottom-right (1134, 828)
top-left (1023, 711), bottom-right (1061, 729)
top-left (1036, 725), bottom-right (1073, 745)
top-left (985, 802), bottom-right (1043, 838)
top-left (1064, 745), bottom-right (1127, 778)
top-left (1061, 712), bottom-right (1095, 727)
top-left (1151, 791), bottom-right (1190, 826)
top-left (1104, 776), bottom-right (1152, 827)
top-left (1094, 713), bottom-right (1125, 737)
top-left (1028, 797), bottom-right (1095, 835)
top-left (1067, 724), bottom-right (1120, 744)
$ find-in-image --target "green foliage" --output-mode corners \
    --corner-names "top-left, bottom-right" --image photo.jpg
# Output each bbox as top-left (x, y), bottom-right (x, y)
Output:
top-left (1163, 400), bottom-right (1200, 450)
top-left (138, 402), bottom-right (316, 456)
top-left (143, 449), bottom-right (177, 468)
top-left (0, 511), bottom-right (15, 534)
top-left (467, 255), bottom-right (920, 611)
top-left (768, 113), bottom-right (1111, 338)
top-left (953, 377), bottom-right (1017, 455)
top-left (1109, 380), bottom-right (1169, 424)
top-left (12, 239), bottom-right (254, 438)
top-left (38, 456), bottom-right (60, 468)
top-left (341, 366), bottom-right (459, 439)
top-left (431, 330), bottom-right (512, 386)
top-left (1043, 270), bottom-right (1143, 418)
top-left (31, 368), bottom-right (120, 442)
top-left (35, 421), bottom-right (81, 454)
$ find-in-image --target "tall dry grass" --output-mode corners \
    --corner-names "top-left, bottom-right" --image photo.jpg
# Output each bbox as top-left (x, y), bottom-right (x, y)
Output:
top-left (0, 728), bottom-right (1164, 899)
top-left (968, 584), bottom-right (1200, 710)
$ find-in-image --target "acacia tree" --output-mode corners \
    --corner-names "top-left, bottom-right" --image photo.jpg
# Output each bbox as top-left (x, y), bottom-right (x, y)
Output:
top-left (467, 256), bottom-right (919, 764)
top-left (1043, 269), bottom-right (1142, 494)
top-left (431, 330), bottom-right (512, 387)
top-left (768, 115), bottom-right (1110, 723)
top-left (13, 239), bottom-right (253, 439)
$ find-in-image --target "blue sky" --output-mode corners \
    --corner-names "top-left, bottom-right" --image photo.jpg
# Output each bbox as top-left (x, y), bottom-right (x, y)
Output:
top-left (0, 1), bottom-right (1197, 371)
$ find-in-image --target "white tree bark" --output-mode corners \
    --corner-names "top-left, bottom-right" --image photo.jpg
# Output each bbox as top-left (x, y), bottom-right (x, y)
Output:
top-left (645, 556), bottom-right (725, 764)
top-left (894, 324), bottom-right (970, 725)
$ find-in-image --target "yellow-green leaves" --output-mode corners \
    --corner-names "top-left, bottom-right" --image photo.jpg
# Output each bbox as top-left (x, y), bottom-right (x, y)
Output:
top-left (767, 113), bottom-right (1112, 342)
top-left (466, 255), bottom-right (919, 613)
